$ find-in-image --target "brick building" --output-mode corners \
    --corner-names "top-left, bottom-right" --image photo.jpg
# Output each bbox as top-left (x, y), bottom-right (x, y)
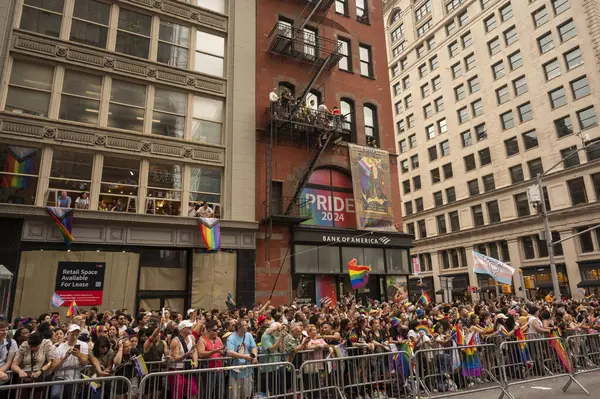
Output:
top-left (255, 0), bottom-right (413, 305)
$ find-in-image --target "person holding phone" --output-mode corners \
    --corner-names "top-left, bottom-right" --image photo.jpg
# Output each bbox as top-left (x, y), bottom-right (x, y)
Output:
top-left (50, 324), bottom-right (89, 399)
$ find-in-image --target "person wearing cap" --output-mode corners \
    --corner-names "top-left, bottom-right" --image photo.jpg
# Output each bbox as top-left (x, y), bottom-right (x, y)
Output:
top-left (50, 324), bottom-right (89, 399)
top-left (167, 320), bottom-right (199, 398)
top-left (226, 320), bottom-right (258, 399)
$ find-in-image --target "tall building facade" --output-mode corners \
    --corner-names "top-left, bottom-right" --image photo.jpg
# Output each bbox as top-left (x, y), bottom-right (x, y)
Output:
top-left (0, 0), bottom-right (256, 318)
top-left (255, 0), bottom-right (412, 305)
top-left (385, 0), bottom-right (600, 301)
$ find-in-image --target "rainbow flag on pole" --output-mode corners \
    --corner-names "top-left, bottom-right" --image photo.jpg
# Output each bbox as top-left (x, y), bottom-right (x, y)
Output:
top-left (46, 207), bottom-right (74, 246)
top-left (66, 300), bottom-right (79, 317)
top-left (199, 218), bottom-right (220, 251)
top-left (419, 291), bottom-right (432, 305)
top-left (348, 258), bottom-right (371, 289)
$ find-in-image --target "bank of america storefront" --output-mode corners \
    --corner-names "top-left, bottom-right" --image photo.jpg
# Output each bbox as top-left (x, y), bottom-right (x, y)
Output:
top-left (292, 228), bottom-right (413, 304)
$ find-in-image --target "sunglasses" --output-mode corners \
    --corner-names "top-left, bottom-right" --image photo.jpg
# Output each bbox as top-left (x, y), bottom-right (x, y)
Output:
top-left (210, 328), bottom-right (218, 332)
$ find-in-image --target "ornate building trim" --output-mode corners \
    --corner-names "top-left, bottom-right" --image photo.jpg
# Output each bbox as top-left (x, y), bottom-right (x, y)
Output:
top-left (0, 114), bottom-right (226, 167)
top-left (12, 33), bottom-right (227, 97)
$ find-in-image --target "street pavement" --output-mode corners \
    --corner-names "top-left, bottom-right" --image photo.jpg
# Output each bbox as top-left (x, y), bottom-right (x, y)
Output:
top-left (462, 372), bottom-right (598, 399)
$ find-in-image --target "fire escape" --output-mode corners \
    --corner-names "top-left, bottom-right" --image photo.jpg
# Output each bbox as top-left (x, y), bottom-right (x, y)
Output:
top-left (262, 0), bottom-right (349, 267)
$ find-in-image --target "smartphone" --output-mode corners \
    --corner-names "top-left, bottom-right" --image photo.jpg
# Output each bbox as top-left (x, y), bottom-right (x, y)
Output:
top-left (74, 344), bottom-right (81, 351)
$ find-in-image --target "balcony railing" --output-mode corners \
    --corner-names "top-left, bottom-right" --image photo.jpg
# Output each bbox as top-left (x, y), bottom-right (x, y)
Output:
top-left (264, 196), bottom-right (312, 223)
top-left (265, 103), bottom-right (351, 136)
top-left (268, 22), bottom-right (343, 70)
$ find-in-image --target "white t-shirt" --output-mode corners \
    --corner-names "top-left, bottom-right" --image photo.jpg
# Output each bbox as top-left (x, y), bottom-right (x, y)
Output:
top-left (54, 340), bottom-right (89, 380)
top-left (269, 91), bottom-right (279, 102)
top-left (75, 197), bottom-right (89, 209)
top-left (0, 338), bottom-right (17, 367)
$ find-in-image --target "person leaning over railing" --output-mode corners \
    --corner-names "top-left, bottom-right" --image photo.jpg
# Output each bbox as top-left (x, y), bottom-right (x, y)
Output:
top-left (0, 320), bottom-right (17, 399)
top-left (89, 335), bottom-right (115, 399)
top-left (226, 320), bottom-right (258, 399)
top-left (50, 324), bottom-right (89, 399)
top-left (10, 332), bottom-right (56, 399)
top-left (197, 320), bottom-right (226, 399)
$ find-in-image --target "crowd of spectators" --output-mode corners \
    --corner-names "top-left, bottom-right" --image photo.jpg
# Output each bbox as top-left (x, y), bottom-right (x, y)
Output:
top-left (1, 294), bottom-right (599, 398)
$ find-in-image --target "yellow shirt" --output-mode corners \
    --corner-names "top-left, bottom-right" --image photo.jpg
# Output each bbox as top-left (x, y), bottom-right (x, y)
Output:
top-left (545, 294), bottom-right (553, 303)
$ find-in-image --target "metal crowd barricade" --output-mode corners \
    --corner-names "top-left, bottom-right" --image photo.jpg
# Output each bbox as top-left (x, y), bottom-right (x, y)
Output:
top-left (299, 350), bottom-right (413, 399)
top-left (138, 360), bottom-right (295, 399)
top-left (0, 375), bottom-right (133, 398)
top-left (566, 332), bottom-right (600, 376)
top-left (498, 336), bottom-right (589, 397)
top-left (414, 343), bottom-right (514, 399)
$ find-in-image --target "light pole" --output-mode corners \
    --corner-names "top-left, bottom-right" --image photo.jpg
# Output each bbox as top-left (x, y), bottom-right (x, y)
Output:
top-left (528, 131), bottom-right (592, 300)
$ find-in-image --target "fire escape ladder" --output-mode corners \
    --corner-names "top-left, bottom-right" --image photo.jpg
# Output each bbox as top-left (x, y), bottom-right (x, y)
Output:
top-left (284, 131), bottom-right (334, 215)
top-left (294, 0), bottom-right (324, 33)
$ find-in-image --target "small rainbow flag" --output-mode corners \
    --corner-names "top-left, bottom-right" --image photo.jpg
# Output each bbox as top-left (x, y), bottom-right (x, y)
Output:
top-left (419, 292), bottom-right (432, 305)
top-left (347, 258), bottom-right (371, 289)
top-left (390, 316), bottom-right (401, 327)
top-left (46, 207), bottom-right (74, 246)
top-left (199, 218), bottom-right (220, 251)
top-left (67, 300), bottom-right (79, 317)
top-left (51, 292), bottom-right (64, 308)
top-left (549, 330), bottom-right (572, 373)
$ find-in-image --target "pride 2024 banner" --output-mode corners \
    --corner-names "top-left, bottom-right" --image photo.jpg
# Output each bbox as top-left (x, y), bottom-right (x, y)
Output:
top-left (348, 144), bottom-right (396, 231)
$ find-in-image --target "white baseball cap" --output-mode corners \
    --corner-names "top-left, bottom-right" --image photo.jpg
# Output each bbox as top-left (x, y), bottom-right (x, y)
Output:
top-left (178, 320), bottom-right (194, 330)
top-left (67, 324), bottom-right (81, 334)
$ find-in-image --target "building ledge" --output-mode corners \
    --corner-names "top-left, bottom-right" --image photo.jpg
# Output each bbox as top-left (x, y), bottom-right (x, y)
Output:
top-left (0, 204), bottom-right (258, 231)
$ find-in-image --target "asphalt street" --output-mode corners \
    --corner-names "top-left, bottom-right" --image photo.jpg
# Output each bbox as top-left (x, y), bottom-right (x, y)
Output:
top-left (460, 372), bottom-right (599, 399)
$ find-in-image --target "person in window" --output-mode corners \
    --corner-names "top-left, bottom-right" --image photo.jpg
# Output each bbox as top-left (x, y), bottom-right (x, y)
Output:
top-left (188, 202), bottom-right (200, 217)
top-left (58, 191), bottom-right (71, 208)
top-left (11, 332), bottom-right (56, 398)
top-left (50, 324), bottom-right (89, 399)
top-left (75, 192), bottom-right (90, 209)
top-left (197, 202), bottom-right (214, 218)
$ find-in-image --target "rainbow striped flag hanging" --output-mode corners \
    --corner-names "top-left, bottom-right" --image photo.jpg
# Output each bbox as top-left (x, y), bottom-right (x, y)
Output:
top-left (199, 218), bottom-right (220, 251)
top-left (66, 300), bottom-right (79, 317)
top-left (419, 291), bottom-right (432, 305)
top-left (46, 207), bottom-right (74, 246)
top-left (2, 146), bottom-right (37, 188)
top-left (548, 330), bottom-right (572, 373)
top-left (514, 327), bottom-right (530, 365)
top-left (347, 258), bottom-right (371, 289)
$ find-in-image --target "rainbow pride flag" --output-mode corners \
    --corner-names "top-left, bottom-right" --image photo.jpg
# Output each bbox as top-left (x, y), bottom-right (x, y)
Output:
top-left (549, 330), bottom-right (572, 373)
top-left (199, 218), bottom-right (220, 251)
top-left (347, 258), bottom-right (371, 289)
top-left (67, 300), bottom-right (79, 317)
top-left (419, 291), bottom-right (432, 305)
top-left (2, 146), bottom-right (37, 188)
top-left (46, 207), bottom-right (74, 246)
top-left (515, 327), bottom-right (530, 365)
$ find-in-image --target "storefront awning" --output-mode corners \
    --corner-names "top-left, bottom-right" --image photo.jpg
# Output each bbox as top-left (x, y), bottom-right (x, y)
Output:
top-left (577, 280), bottom-right (600, 288)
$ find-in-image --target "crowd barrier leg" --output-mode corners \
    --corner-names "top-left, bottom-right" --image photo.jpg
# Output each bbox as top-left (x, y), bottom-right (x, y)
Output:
top-left (415, 344), bottom-right (514, 399)
top-left (499, 337), bottom-right (589, 398)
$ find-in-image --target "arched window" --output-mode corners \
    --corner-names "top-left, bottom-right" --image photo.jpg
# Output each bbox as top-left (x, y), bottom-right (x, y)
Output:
top-left (306, 90), bottom-right (321, 108)
top-left (278, 81), bottom-right (295, 96)
top-left (390, 9), bottom-right (402, 25)
top-left (340, 98), bottom-right (355, 141)
top-left (363, 104), bottom-right (379, 145)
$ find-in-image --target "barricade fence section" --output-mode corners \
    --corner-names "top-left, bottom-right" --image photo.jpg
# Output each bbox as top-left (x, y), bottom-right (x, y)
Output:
top-left (299, 350), bottom-right (413, 399)
top-left (566, 333), bottom-right (600, 376)
top-left (414, 343), bottom-right (514, 399)
top-left (5, 338), bottom-right (600, 398)
top-left (0, 375), bottom-right (133, 399)
top-left (138, 361), bottom-right (296, 399)
top-left (498, 336), bottom-right (589, 398)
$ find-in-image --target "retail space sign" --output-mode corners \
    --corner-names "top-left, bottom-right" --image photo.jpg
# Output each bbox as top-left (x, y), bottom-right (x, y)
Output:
top-left (55, 262), bottom-right (106, 306)
top-left (348, 144), bottom-right (396, 231)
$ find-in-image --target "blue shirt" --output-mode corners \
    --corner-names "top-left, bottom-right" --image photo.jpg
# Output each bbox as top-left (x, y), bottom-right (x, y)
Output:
top-left (58, 196), bottom-right (71, 208)
top-left (226, 332), bottom-right (257, 378)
